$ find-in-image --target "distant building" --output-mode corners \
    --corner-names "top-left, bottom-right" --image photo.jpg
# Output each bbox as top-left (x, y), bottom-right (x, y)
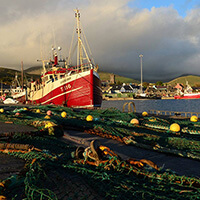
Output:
top-left (156, 86), bottom-right (168, 91)
top-left (110, 74), bottom-right (115, 84)
top-left (174, 83), bottom-right (184, 90)
top-left (106, 83), bottom-right (140, 94)
top-left (101, 80), bottom-right (109, 87)
top-left (120, 84), bottom-right (140, 93)
top-left (120, 85), bottom-right (132, 93)
top-left (110, 85), bottom-right (121, 93)
top-left (192, 86), bottom-right (200, 92)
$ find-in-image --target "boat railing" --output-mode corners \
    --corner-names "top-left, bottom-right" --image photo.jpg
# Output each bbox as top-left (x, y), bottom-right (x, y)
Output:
top-left (149, 110), bottom-right (200, 118)
top-left (67, 63), bottom-right (94, 73)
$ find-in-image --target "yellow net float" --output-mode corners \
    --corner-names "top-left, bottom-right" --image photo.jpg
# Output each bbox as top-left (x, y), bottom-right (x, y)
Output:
top-left (0, 108), bottom-right (4, 113)
top-left (149, 117), bottom-right (156, 122)
top-left (23, 107), bottom-right (28, 111)
top-left (170, 123), bottom-right (180, 132)
top-left (36, 109), bottom-right (40, 113)
top-left (142, 111), bottom-right (148, 117)
top-left (45, 122), bottom-right (56, 128)
top-left (190, 115), bottom-right (198, 122)
top-left (44, 115), bottom-right (51, 119)
top-left (0, 195), bottom-right (7, 200)
top-left (130, 118), bottom-right (139, 125)
top-left (61, 111), bottom-right (67, 118)
top-left (86, 115), bottom-right (93, 121)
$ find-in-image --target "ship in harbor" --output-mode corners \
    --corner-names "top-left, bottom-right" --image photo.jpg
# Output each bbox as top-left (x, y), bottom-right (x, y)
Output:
top-left (174, 81), bottom-right (200, 99)
top-left (11, 65), bottom-right (26, 104)
top-left (25, 9), bottom-right (102, 108)
top-left (174, 92), bottom-right (200, 99)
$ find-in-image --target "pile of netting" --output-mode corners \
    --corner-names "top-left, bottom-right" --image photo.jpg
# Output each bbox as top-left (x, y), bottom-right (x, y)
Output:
top-left (0, 105), bottom-right (200, 199)
top-left (1, 134), bottom-right (200, 200)
top-left (0, 105), bottom-right (200, 160)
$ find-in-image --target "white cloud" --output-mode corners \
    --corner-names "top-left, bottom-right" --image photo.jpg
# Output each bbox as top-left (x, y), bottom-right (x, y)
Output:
top-left (0, 0), bottom-right (200, 81)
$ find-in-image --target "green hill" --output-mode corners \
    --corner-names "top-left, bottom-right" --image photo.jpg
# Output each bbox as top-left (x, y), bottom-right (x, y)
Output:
top-left (0, 67), bottom-right (19, 84)
top-left (25, 67), bottom-right (140, 84)
top-left (98, 71), bottom-right (139, 84)
top-left (167, 75), bottom-right (200, 87)
top-left (24, 66), bottom-right (43, 75)
top-left (1, 65), bottom-right (200, 87)
top-left (0, 67), bottom-right (40, 85)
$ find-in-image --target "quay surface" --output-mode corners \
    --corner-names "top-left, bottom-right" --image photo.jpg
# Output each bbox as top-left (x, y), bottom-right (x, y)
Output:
top-left (0, 117), bottom-right (199, 178)
top-left (63, 129), bottom-right (200, 177)
top-left (0, 106), bottom-right (200, 199)
top-left (0, 122), bottom-right (36, 180)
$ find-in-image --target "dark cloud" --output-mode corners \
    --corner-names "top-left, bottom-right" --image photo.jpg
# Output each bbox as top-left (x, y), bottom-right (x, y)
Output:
top-left (0, 0), bottom-right (200, 82)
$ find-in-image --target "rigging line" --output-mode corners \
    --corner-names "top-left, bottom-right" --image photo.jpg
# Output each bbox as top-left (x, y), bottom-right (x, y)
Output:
top-left (79, 39), bottom-right (92, 65)
top-left (68, 22), bottom-right (77, 65)
top-left (81, 27), bottom-right (95, 65)
top-left (69, 42), bottom-right (78, 65)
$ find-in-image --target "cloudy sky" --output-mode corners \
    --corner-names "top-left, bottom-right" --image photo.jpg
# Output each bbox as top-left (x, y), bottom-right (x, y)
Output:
top-left (1, 0), bottom-right (200, 82)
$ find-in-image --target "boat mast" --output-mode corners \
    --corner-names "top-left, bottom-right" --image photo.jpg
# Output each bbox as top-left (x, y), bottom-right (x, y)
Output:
top-left (21, 61), bottom-right (24, 89)
top-left (74, 9), bottom-right (92, 72)
top-left (139, 54), bottom-right (143, 94)
top-left (75, 9), bottom-right (82, 71)
top-left (1, 80), bottom-right (2, 95)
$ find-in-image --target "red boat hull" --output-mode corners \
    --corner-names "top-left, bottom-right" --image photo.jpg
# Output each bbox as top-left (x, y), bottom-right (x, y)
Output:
top-left (29, 69), bottom-right (102, 108)
top-left (174, 93), bottom-right (200, 99)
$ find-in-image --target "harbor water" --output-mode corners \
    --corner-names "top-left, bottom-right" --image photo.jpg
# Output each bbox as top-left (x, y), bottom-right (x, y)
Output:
top-left (101, 99), bottom-right (200, 113)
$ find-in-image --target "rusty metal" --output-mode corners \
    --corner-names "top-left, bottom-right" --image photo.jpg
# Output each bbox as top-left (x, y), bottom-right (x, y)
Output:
top-left (149, 109), bottom-right (200, 118)
top-left (123, 102), bottom-right (136, 113)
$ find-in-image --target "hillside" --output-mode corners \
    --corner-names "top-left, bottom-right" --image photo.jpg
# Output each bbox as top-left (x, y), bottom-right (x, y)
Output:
top-left (25, 67), bottom-right (140, 84)
top-left (24, 66), bottom-right (43, 75)
top-left (0, 67), bottom-right (40, 85)
top-left (98, 71), bottom-right (139, 84)
top-left (1, 66), bottom-right (200, 87)
top-left (167, 75), bottom-right (200, 87)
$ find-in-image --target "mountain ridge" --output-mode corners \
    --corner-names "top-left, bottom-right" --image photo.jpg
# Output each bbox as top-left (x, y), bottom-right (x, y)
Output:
top-left (0, 66), bottom-right (200, 86)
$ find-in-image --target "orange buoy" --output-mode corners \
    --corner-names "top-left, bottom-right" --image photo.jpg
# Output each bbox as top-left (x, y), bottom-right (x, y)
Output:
top-left (15, 112), bottom-right (21, 116)
top-left (47, 110), bottom-right (52, 116)
top-left (190, 115), bottom-right (198, 122)
top-left (170, 123), bottom-right (180, 132)
top-left (86, 115), bottom-right (93, 121)
top-left (142, 111), bottom-right (148, 117)
top-left (61, 111), bottom-right (67, 118)
top-left (130, 118), bottom-right (139, 125)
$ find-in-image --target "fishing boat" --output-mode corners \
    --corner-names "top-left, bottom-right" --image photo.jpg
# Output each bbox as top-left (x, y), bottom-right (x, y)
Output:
top-left (11, 67), bottom-right (27, 104)
top-left (27, 9), bottom-right (102, 108)
top-left (174, 81), bottom-right (200, 99)
top-left (174, 93), bottom-right (200, 99)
